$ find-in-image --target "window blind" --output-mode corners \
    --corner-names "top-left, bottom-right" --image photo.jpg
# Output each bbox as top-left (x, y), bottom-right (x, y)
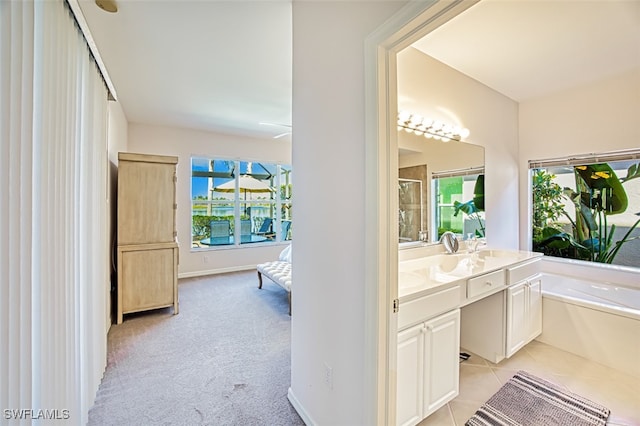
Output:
top-left (528, 149), bottom-right (640, 169)
top-left (431, 166), bottom-right (485, 179)
top-left (1, 1), bottom-right (109, 423)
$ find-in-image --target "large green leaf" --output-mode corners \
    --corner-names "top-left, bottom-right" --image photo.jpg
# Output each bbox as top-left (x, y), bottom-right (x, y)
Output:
top-left (473, 174), bottom-right (485, 211)
top-left (453, 200), bottom-right (478, 216)
top-left (574, 164), bottom-right (627, 214)
top-left (537, 227), bottom-right (572, 249)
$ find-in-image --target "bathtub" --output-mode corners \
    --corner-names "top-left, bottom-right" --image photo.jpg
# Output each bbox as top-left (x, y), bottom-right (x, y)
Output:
top-left (541, 272), bottom-right (640, 320)
top-left (538, 271), bottom-right (640, 377)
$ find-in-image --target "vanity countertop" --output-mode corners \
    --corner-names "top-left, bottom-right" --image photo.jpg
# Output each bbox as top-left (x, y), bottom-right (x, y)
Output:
top-left (398, 249), bottom-right (542, 302)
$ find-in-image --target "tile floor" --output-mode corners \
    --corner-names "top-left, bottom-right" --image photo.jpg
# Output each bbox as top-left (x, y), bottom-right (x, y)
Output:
top-left (419, 340), bottom-right (640, 426)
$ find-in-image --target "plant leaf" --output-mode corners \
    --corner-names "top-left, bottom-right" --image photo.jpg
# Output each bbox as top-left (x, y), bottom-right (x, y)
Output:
top-left (473, 174), bottom-right (485, 211)
top-left (577, 202), bottom-right (598, 231)
top-left (453, 200), bottom-right (478, 216)
top-left (574, 163), bottom-right (627, 214)
top-left (621, 162), bottom-right (640, 183)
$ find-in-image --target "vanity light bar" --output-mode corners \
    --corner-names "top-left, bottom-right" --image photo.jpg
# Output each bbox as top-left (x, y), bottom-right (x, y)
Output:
top-left (397, 111), bottom-right (470, 142)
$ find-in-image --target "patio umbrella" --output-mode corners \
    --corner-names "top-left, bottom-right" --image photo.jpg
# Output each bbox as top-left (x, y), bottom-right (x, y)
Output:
top-left (213, 175), bottom-right (274, 217)
top-left (213, 175), bottom-right (274, 196)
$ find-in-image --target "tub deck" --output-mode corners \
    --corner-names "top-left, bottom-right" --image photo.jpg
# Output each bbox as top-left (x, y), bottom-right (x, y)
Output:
top-left (541, 272), bottom-right (640, 320)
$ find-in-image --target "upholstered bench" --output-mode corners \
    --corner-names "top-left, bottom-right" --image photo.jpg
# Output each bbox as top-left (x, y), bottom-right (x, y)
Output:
top-left (257, 245), bottom-right (292, 315)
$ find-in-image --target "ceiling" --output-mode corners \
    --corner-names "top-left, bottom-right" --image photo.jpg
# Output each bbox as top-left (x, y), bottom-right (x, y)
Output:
top-left (412, 0), bottom-right (640, 102)
top-left (78, 0), bottom-right (292, 139)
top-left (77, 0), bottom-right (640, 140)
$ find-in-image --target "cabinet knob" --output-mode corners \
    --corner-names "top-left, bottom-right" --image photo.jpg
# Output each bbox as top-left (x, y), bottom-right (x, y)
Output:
top-left (426, 324), bottom-right (434, 331)
top-left (485, 281), bottom-right (492, 287)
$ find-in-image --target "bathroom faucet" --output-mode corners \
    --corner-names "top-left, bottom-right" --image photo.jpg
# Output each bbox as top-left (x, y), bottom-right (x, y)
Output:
top-left (440, 231), bottom-right (459, 254)
top-left (466, 234), bottom-right (479, 253)
top-left (465, 234), bottom-right (486, 253)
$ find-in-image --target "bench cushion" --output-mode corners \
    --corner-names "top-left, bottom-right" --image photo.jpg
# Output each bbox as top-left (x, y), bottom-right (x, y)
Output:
top-left (257, 260), bottom-right (291, 292)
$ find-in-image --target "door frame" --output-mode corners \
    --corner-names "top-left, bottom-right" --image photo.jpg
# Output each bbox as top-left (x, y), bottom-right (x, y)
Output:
top-left (363, 1), bottom-right (480, 424)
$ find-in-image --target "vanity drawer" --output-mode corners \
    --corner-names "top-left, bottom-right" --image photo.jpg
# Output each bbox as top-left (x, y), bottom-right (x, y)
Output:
top-left (507, 259), bottom-right (540, 284)
top-left (398, 284), bottom-right (461, 330)
top-left (467, 269), bottom-right (506, 299)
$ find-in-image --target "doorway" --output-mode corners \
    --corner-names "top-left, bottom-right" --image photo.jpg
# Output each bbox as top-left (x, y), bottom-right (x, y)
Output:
top-left (364, 1), bottom-right (480, 424)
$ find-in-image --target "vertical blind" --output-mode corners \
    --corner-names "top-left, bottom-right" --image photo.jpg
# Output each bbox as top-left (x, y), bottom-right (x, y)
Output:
top-left (1, 1), bottom-right (109, 424)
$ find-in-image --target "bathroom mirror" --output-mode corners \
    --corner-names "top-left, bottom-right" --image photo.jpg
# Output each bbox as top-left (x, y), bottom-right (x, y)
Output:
top-left (399, 134), bottom-right (484, 246)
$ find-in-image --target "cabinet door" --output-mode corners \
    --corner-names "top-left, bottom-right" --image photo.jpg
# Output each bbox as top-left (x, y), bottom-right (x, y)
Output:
top-left (118, 160), bottom-right (176, 245)
top-left (527, 275), bottom-right (543, 342)
top-left (397, 324), bottom-right (425, 426)
top-left (423, 309), bottom-right (460, 416)
top-left (121, 248), bottom-right (175, 312)
top-left (506, 282), bottom-right (527, 357)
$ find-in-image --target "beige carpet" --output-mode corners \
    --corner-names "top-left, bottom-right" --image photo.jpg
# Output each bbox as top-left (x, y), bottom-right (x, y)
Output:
top-left (88, 271), bottom-right (304, 425)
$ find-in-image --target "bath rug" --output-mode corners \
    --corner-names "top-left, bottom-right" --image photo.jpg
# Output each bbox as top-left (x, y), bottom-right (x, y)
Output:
top-left (466, 370), bottom-right (610, 426)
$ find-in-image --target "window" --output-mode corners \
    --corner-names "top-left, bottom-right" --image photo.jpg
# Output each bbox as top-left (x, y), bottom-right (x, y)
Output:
top-left (530, 151), bottom-right (640, 269)
top-left (432, 169), bottom-right (485, 240)
top-left (191, 158), bottom-right (292, 248)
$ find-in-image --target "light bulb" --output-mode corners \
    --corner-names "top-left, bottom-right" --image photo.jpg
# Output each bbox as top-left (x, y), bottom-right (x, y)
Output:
top-left (398, 111), bottom-right (472, 142)
top-left (398, 111), bottom-right (411, 122)
top-left (409, 114), bottom-right (423, 127)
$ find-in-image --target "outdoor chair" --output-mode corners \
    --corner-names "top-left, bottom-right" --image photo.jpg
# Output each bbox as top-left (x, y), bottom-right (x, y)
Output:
top-left (266, 220), bottom-right (291, 241)
top-left (209, 220), bottom-right (231, 245)
top-left (256, 218), bottom-right (273, 236)
top-left (282, 220), bottom-right (292, 240)
top-left (240, 219), bottom-right (252, 242)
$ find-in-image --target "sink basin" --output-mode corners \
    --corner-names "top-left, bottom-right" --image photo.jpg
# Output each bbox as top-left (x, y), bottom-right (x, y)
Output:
top-left (399, 253), bottom-right (476, 290)
top-left (399, 253), bottom-right (468, 273)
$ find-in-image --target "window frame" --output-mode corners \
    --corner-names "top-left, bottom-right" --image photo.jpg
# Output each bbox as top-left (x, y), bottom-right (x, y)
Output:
top-left (191, 157), bottom-right (292, 250)
top-left (528, 149), bottom-right (640, 270)
top-left (431, 167), bottom-right (485, 241)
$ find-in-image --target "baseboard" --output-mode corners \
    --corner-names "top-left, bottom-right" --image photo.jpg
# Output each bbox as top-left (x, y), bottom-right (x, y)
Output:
top-left (178, 265), bottom-right (257, 279)
top-left (288, 387), bottom-right (316, 426)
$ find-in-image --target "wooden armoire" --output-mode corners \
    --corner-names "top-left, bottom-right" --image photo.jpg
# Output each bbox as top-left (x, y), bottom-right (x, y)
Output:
top-left (117, 152), bottom-right (179, 324)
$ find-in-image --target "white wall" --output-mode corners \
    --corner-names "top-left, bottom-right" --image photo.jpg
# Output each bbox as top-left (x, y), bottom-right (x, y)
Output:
top-left (398, 135), bottom-right (484, 172)
top-left (518, 69), bottom-right (640, 248)
top-left (127, 123), bottom-right (292, 277)
top-left (290, 2), bottom-right (407, 424)
top-left (397, 48), bottom-right (520, 249)
top-left (107, 101), bottom-right (129, 327)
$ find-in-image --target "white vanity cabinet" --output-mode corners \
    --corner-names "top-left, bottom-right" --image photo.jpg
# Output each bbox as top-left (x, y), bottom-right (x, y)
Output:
top-left (506, 260), bottom-right (542, 357)
top-left (397, 309), bottom-right (460, 426)
top-left (398, 248), bottom-right (543, 425)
